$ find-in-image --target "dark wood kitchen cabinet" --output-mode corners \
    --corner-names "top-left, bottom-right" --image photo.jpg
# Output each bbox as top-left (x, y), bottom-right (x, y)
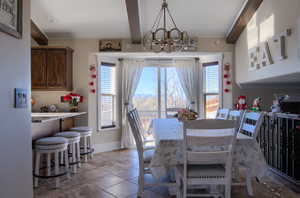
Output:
top-left (31, 46), bottom-right (73, 91)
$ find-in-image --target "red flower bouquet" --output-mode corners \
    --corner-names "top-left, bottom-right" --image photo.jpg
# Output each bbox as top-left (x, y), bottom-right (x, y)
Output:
top-left (61, 93), bottom-right (83, 112)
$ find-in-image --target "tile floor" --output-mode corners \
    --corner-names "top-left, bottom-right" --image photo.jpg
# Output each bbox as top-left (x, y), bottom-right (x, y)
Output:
top-left (34, 149), bottom-right (300, 198)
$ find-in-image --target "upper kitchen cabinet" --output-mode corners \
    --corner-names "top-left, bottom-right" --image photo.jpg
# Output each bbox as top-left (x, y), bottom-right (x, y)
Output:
top-left (31, 46), bottom-right (73, 91)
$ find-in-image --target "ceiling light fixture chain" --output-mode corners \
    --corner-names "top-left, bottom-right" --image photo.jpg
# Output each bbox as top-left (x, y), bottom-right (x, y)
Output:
top-left (143, 0), bottom-right (197, 53)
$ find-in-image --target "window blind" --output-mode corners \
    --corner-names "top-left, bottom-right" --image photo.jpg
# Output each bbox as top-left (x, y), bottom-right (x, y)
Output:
top-left (100, 65), bottom-right (116, 128)
top-left (204, 65), bottom-right (219, 93)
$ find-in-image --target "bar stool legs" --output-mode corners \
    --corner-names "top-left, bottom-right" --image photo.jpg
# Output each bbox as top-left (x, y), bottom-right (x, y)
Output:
top-left (83, 136), bottom-right (88, 162)
top-left (54, 152), bottom-right (60, 188)
top-left (34, 137), bottom-right (69, 189)
top-left (34, 153), bottom-right (41, 188)
top-left (55, 132), bottom-right (81, 174)
top-left (70, 127), bottom-right (94, 163)
top-left (88, 136), bottom-right (93, 160)
top-left (77, 141), bottom-right (81, 168)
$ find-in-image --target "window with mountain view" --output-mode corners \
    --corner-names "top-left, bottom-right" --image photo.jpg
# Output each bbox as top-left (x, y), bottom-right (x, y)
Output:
top-left (133, 67), bottom-right (187, 130)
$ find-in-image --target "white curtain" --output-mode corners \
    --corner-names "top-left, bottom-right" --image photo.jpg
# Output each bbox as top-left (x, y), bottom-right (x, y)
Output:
top-left (174, 59), bottom-right (200, 112)
top-left (121, 59), bottom-right (144, 148)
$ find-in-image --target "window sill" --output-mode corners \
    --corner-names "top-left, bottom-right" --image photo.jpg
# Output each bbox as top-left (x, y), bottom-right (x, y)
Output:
top-left (98, 127), bottom-right (120, 133)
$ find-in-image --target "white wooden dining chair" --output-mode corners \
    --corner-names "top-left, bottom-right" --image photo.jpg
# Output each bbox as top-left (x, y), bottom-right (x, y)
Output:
top-left (166, 107), bottom-right (182, 118)
top-left (237, 111), bottom-right (263, 140)
top-left (175, 119), bottom-right (238, 198)
top-left (128, 109), bottom-right (166, 197)
top-left (228, 110), bottom-right (244, 125)
top-left (235, 111), bottom-right (264, 196)
top-left (216, 108), bottom-right (230, 120)
top-left (131, 108), bottom-right (155, 149)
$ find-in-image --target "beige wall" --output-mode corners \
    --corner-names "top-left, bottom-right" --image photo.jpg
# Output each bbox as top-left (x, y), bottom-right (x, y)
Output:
top-left (235, 0), bottom-right (300, 84)
top-left (0, 0), bottom-right (33, 197)
top-left (233, 0), bottom-right (300, 110)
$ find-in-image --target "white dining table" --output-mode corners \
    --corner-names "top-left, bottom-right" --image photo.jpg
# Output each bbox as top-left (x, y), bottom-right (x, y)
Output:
top-left (149, 118), bottom-right (268, 180)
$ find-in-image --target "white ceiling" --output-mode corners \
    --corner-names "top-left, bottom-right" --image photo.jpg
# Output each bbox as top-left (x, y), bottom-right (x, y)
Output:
top-left (141, 0), bottom-right (246, 38)
top-left (31, 0), bottom-right (246, 39)
top-left (31, 0), bottom-right (130, 38)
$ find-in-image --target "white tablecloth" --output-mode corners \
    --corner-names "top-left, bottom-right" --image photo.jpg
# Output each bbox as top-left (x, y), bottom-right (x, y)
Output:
top-left (149, 118), bottom-right (268, 180)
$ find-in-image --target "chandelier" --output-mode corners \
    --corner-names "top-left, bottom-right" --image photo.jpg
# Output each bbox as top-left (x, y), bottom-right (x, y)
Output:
top-left (143, 0), bottom-right (196, 53)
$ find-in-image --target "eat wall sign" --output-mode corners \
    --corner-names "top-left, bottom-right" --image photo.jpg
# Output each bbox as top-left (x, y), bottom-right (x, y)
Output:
top-left (248, 28), bottom-right (292, 71)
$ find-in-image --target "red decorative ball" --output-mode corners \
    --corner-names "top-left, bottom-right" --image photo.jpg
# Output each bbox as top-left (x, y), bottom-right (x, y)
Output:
top-left (89, 81), bottom-right (94, 86)
top-left (224, 74), bottom-right (229, 78)
top-left (226, 81), bottom-right (231, 85)
top-left (91, 89), bottom-right (96, 93)
top-left (91, 74), bottom-right (97, 79)
top-left (224, 88), bottom-right (230, 93)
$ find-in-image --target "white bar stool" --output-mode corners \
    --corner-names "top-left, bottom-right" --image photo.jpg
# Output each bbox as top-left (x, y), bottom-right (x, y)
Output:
top-left (34, 137), bottom-right (69, 188)
top-left (70, 127), bottom-right (94, 162)
top-left (55, 132), bottom-right (81, 173)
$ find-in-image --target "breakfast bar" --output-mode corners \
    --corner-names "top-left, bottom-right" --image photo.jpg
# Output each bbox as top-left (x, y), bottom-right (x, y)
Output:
top-left (31, 112), bottom-right (87, 140)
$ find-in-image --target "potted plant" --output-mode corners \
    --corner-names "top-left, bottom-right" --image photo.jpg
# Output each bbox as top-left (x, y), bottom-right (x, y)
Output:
top-left (61, 93), bottom-right (83, 112)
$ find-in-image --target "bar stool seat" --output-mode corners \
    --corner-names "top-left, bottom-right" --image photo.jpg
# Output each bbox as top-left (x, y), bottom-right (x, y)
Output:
top-left (55, 131), bottom-right (81, 173)
top-left (34, 137), bottom-right (69, 188)
top-left (36, 137), bottom-right (68, 145)
top-left (71, 127), bottom-right (93, 136)
top-left (71, 126), bottom-right (94, 162)
top-left (56, 132), bottom-right (81, 139)
top-left (71, 126), bottom-right (93, 132)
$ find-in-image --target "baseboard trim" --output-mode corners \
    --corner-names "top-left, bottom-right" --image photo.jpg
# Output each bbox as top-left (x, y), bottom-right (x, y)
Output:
top-left (93, 141), bottom-right (121, 153)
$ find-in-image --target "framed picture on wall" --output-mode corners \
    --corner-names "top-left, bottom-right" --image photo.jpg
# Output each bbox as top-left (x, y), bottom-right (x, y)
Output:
top-left (99, 39), bottom-right (122, 52)
top-left (0, 0), bottom-right (23, 39)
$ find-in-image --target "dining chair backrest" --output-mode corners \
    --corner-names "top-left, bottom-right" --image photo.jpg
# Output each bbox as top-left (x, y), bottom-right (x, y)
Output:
top-left (166, 107), bottom-right (182, 118)
top-left (130, 108), bottom-right (147, 139)
top-left (216, 108), bottom-right (230, 120)
top-left (238, 111), bottom-right (264, 139)
top-left (183, 119), bottom-right (237, 165)
top-left (127, 109), bottom-right (144, 153)
top-left (228, 110), bottom-right (245, 127)
top-left (228, 110), bottom-right (243, 121)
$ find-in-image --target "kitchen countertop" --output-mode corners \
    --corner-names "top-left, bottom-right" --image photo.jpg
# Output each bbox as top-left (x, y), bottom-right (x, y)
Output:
top-left (32, 112), bottom-right (87, 123)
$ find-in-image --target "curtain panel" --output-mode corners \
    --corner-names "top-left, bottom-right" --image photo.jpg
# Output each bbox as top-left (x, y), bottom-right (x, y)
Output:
top-left (121, 59), bottom-right (144, 148)
top-left (174, 59), bottom-right (200, 112)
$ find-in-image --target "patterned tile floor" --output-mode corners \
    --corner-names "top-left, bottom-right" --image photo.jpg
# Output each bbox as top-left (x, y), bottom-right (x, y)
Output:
top-left (34, 149), bottom-right (300, 198)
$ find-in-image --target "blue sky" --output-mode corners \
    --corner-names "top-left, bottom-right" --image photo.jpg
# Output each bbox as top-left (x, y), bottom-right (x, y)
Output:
top-left (135, 67), bottom-right (157, 96)
top-left (135, 66), bottom-right (219, 96)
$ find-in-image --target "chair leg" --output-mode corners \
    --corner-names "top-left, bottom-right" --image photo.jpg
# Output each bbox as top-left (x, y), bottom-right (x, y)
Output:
top-left (83, 136), bottom-right (88, 162)
top-left (246, 173), bottom-right (254, 196)
top-left (183, 180), bottom-right (187, 198)
top-left (175, 168), bottom-right (181, 198)
top-left (225, 183), bottom-right (231, 198)
top-left (72, 143), bottom-right (77, 173)
top-left (77, 142), bottom-right (81, 168)
top-left (65, 150), bottom-right (71, 179)
top-left (54, 151), bottom-right (60, 188)
top-left (46, 153), bottom-right (51, 176)
top-left (34, 152), bottom-right (40, 188)
top-left (138, 170), bottom-right (144, 198)
top-left (89, 136), bottom-right (93, 159)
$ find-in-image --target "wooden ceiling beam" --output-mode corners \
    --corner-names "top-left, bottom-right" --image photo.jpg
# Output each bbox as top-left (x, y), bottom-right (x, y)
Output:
top-left (31, 20), bottom-right (48, 45)
top-left (125, 0), bottom-right (142, 44)
top-left (226, 0), bottom-right (263, 44)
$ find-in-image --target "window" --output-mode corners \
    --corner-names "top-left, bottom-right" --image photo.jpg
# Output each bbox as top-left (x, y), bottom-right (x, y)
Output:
top-left (203, 62), bottom-right (220, 118)
top-left (133, 66), bottom-right (187, 130)
top-left (98, 63), bottom-right (117, 129)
